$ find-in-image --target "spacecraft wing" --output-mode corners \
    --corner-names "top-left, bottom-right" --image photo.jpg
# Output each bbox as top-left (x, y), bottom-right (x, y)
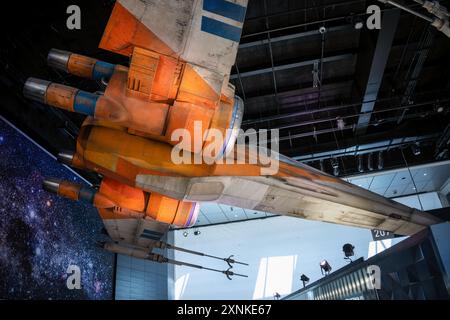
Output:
top-left (98, 208), bottom-right (169, 250)
top-left (100, 0), bottom-right (248, 98)
top-left (134, 157), bottom-right (442, 236)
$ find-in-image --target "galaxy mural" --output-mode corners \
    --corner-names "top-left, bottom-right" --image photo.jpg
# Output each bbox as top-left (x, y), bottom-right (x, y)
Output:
top-left (0, 117), bottom-right (114, 299)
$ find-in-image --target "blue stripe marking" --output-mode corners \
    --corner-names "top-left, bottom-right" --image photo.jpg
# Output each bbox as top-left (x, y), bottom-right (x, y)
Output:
top-left (203, 0), bottom-right (246, 23)
top-left (79, 186), bottom-right (95, 204)
top-left (201, 16), bottom-right (242, 42)
top-left (92, 61), bottom-right (115, 81)
top-left (73, 91), bottom-right (98, 116)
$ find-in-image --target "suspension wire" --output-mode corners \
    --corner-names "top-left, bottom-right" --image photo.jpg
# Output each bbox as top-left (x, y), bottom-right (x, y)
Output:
top-left (400, 148), bottom-right (424, 211)
top-left (315, 4), bottom-right (347, 175)
top-left (263, 0), bottom-right (280, 115)
top-left (300, 0), bottom-right (320, 157)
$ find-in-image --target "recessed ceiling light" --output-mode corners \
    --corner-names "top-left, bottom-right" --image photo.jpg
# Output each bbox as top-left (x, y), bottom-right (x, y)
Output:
top-left (354, 22), bottom-right (364, 30)
top-left (423, 173), bottom-right (427, 176)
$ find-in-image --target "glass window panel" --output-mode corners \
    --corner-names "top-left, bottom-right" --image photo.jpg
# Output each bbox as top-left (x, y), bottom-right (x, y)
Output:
top-left (353, 272), bottom-right (361, 295)
top-left (339, 280), bottom-right (344, 300)
top-left (331, 281), bottom-right (338, 300)
top-left (358, 269), bottom-right (367, 292)
top-left (344, 275), bottom-right (351, 297)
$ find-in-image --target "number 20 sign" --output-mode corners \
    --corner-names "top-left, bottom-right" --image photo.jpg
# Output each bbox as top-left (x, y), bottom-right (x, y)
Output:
top-left (371, 229), bottom-right (395, 241)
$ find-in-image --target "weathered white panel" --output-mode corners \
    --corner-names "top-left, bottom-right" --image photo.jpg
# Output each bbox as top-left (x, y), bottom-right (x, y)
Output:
top-left (119, 0), bottom-right (196, 54)
top-left (119, 0), bottom-right (249, 93)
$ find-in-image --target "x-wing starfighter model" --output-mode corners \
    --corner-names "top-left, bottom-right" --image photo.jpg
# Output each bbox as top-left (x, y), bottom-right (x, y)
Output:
top-left (23, 0), bottom-right (441, 277)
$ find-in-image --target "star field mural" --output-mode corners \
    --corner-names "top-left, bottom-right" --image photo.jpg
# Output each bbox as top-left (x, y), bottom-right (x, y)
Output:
top-left (0, 117), bottom-right (113, 299)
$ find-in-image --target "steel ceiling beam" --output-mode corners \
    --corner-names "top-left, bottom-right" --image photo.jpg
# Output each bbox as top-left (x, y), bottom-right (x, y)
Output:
top-left (278, 111), bottom-right (437, 142)
top-left (396, 27), bottom-right (434, 124)
top-left (230, 53), bottom-right (354, 79)
top-left (260, 98), bottom-right (450, 131)
top-left (238, 77), bottom-right (353, 103)
top-left (292, 133), bottom-right (439, 162)
top-left (243, 91), bottom-right (421, 126)
top-left (243, 0), bottom-right (366, 24)
top-left (239, 25), bottom-right (352, 49)
top-left (355, 9), bottom-right (401, 135)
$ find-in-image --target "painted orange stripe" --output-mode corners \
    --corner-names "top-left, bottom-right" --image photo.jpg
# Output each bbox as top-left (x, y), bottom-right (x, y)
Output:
top-left (177, 64), bottom-right (220, 108)
top-left (58, 182), bottom-right (80, 200)
top-left (99, 2), bottom-right (175, 58)
top-left (99, 177), bottom-right (146, 212)
top-left (93, 193), bottom-right (116, 209)
top-left (46, 84), bottom-right (77, 112)
top-left (97, 207), bottom-right (129, 220)
top-left (68, 54), bottom-right (96, 79)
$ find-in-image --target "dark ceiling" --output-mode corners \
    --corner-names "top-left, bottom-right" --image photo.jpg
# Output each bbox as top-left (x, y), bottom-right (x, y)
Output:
top-left (232, 0), bottom-right (450, 177)
top-left (1, 0), bottom-right (450, 182)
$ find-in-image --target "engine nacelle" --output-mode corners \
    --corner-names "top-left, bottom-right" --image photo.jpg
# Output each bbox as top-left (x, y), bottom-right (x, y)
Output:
top-left (43, 177), bottom-right (199, 228)
top-left (99, 178), bottom-right (199, 227)
top-left (25, 48), bottom-right (243, 160)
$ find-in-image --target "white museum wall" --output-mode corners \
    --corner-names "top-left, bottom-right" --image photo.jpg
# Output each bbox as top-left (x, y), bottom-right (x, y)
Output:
top-left (171, 216), bottom-right (375, 300)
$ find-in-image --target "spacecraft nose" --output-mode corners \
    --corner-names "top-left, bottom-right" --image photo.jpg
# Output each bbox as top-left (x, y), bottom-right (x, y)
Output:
top-left (42, 178), bottom-right (61, 194)
top-left (57, 150), bottom-right (75, 165)
top-left (23, 77), bottom-right (51, 103)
